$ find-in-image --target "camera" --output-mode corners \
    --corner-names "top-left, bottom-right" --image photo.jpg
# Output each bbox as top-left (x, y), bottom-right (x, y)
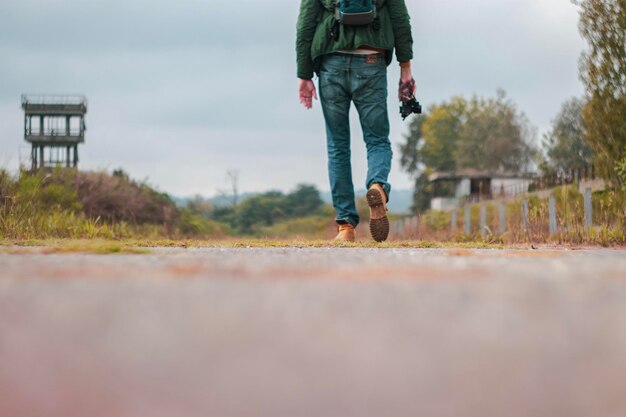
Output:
top-left (400, 98), bottom-right (422, 120)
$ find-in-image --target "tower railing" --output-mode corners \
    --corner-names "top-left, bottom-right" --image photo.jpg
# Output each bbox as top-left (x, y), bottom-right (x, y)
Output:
top-left (25, 128), bottom-right (84, 137)
top-left (21, 95), bottom-right (87, 107)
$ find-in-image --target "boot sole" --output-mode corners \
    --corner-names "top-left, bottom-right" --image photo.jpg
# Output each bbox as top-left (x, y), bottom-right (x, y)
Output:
top-left (367, 188), bottom-right (389, 243)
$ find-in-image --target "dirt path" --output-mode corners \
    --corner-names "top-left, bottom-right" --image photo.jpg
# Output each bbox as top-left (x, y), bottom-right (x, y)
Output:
top-left (1, 247), bottom-right (625, 417)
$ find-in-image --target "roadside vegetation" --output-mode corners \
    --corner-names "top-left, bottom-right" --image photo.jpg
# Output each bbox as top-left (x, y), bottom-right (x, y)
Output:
top-left (0, 168), bottom-right (623, 247)
top-left (406, 185), bottom-right (625, 246)
top-left (0, 168), bottom-right (338, 242)
top-left (0, 168), bottom-right (229, 241)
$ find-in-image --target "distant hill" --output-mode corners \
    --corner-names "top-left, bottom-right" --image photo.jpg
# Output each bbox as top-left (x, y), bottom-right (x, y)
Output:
top-left (172, 192), bottom-right (259, 208)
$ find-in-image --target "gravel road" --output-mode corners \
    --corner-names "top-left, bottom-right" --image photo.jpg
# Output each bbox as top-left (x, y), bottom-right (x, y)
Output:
top-left (1, 247), bottom-right (626, 417)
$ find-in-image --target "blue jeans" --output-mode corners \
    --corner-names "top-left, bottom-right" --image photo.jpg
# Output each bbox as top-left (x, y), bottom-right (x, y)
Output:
top-left (318, 53), bottom-right (392, 228)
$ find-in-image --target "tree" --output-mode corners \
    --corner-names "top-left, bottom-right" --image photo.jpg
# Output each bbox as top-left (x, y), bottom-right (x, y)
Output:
top-left (399, 115), bottom-right (425, 176)
top-left (418, 98), bottom-right (466, 173)
top-left (211, 205), bottom-right (237, 225)
top-left (208, 184), bottom-right (326, 234)
top-left (617, 146), bottom-right (626, 189)
top-left (410, 171), bottom-right (434, 214)
top-left (542, 97), bottom-right (594, 174)
top-left (235, 191), bottom-right (287, 234)
top-left (284, 184), bottom-right (324, 217)
top-left (185, 195), bottom-right (214, 218)
top-left (226, 170), bottom-right (240, 206)
top-left (400, 98), bottom-right (464, 213)
top-left (455, 90), bottom-right (536, 173)
top-left (400, 91), bottom-right (537, 213)
top-left (575, 0), bottom-right (626, 185)
top-left (216, 169), bottom-right (241, 207)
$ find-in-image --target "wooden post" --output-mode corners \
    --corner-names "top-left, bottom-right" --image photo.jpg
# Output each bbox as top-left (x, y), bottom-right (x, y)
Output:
top-left (464, 205), bottom-right (471, 235)
top-left (31, 145), bottom-right (37, 171)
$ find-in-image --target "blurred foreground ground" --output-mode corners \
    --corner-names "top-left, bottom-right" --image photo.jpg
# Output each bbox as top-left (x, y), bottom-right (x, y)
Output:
top-left (1, 247), bottom-right (626, 417)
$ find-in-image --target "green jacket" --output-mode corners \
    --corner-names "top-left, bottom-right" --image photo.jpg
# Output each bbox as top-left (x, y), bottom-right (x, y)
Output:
top-left (296, 0), bottom-right (414, 80)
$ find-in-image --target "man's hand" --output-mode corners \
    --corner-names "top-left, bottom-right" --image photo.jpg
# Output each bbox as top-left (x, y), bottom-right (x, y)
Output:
top-left (399, 65), bottom-right (416, 102)
top-left (299, 79), bottom-right (318, 110)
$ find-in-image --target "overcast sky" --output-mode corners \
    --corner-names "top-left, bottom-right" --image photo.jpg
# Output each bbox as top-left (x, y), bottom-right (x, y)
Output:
top-left (0, 0), bottom-right (585, 197)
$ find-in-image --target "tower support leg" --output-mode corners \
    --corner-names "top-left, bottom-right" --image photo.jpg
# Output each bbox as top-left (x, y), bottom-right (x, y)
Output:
top-left (66, 146), bottom-right (71, 168)
top-left (73, 144), bottom-right (78, 168)
top-left (31, 145), bottom-right (37, 172)
top-left (39, 146), bottom-right (44, 169)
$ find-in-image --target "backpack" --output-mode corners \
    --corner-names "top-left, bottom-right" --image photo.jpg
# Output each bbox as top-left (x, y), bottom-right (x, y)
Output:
top-left (335, 0), bottom-right (377, 26)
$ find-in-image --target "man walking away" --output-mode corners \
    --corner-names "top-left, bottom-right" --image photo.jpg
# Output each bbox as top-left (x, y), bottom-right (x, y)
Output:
top-left (296, 0), bottom-right (415, 242)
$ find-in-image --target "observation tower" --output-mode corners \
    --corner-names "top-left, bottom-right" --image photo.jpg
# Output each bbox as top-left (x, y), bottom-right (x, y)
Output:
top-left (21, 94), bottom-right (87, 170)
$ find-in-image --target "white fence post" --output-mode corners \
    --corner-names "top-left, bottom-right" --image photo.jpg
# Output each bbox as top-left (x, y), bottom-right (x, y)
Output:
top-left (480, 204), bottom-right (487, 238)
top-left (549, 194), bottom-right (557, 235)
top-left (451, 210), bottom-right (458, 233)
top-left (498, 201), bottom-right (506, 235)
top-left (522, 200), bottom-right (529, 234)
top-left (584, 187), bottom-right (592, 230)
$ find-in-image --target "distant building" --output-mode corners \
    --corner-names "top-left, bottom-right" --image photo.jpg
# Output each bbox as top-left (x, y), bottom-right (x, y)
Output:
top-left (428, 169), bottom-right (534, 211)
top-left (22, 95), bottom-right (87, 170)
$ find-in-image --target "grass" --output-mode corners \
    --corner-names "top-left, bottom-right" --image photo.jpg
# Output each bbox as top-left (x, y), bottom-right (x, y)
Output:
top-left (4, 234), bottom-right (625, 255)
top-left (0, 237), bottom-right (508, 254)
top-left (0, 239), bottom-right (151, 255)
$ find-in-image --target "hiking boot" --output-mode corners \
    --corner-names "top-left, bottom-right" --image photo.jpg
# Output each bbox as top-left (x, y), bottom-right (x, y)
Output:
top-left (366, 183), bottom-right (389, 242)
top-left (334, 223), bottom-right (356, 242)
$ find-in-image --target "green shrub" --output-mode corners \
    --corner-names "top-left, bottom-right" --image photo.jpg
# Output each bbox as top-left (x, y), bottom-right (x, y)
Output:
top-left (257, 216), bottom-right (332, 239)
top-left (0, 169), bottom-right (179, 240)
top-left (177, 209), bottom-right (231, 238)
top-left (422, 210), bottom-right (451, 230)
top-left (74, 170), bottom-right (178, 224)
